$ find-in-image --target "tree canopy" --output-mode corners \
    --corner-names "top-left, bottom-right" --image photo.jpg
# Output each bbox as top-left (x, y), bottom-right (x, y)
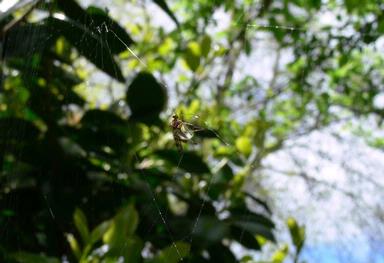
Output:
top-left (0, 0), bottom-right (383, 262)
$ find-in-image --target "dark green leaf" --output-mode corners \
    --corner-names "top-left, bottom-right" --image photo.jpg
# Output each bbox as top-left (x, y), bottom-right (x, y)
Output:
top-left (154, 150), bottom-right (210, 174)
top-left (57, 0), bottom-right (134, 54)
top-left (0, 118), bottom-right (40, 141)
top-left (47, 17), bottom-right (125, 82)
top-left (193, 216), bottom-right (229, 245)
top-left (230, 209), bottom-right (275, 228)
top-left (81, 109), bottom-right (126, 128)
top-left (230, 226), bottom-right (261, 250)
top-left (126, 72), bottom-right (167, 122)
top-left (208, 244), bottom-right (237, 263)
top-left (244, 193), bottom-right (272, 215)
top-left (3, 24), bottom-right (53, 59)
top-left (200, 35), bottom-right (211, 57)
top-left (232, 220), bottom-right (275, 242)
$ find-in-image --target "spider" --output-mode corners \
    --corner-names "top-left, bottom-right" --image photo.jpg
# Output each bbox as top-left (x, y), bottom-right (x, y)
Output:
top-left (170, 114), bottom-right (204, 154)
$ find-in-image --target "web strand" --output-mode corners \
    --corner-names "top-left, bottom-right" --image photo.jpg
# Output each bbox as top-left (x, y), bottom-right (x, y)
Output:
top-left (245, 24), bottom-right (306, 31)
top-left (94, 15), bottom-right (341, 261)
top-left (107, 27), bottom-right (148, 68)
top-left (94, 21), bottom-right (184, 260)
top-left (132, 148), bottom-right (184, 260)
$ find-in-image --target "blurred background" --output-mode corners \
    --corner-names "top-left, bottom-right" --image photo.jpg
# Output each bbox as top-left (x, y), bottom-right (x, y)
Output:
top-left (0, 0), bottom-right (384, 262)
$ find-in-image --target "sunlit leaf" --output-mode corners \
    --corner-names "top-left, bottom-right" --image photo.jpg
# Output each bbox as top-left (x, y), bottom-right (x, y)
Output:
top-left (287, 217), bottom-right (305, 253)
top-left (66, 233), bottom-right (81, 260)
top-left (235, 136), bottom-right (252, 156)
top-left (73, 208), bottom-right (90, 244)
top-left (103, 204), bottom-right (139, 247)
top-left (184, 42), bottom-right (201, 72)
top-left (271, 245), bottom-right (289, 263)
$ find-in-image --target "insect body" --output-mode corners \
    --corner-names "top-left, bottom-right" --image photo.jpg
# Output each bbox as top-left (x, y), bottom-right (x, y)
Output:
top-left (170, 114), bottom-right (203, 154)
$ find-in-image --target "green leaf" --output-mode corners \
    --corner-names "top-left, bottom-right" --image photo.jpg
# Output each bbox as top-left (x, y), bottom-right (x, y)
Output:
top-left (192, 216), bottom-right (229, 245)
top-left (184, 42), bottom-right (201, 72)
top-left (344, 0), bottom-right (364, 13)
top-left (147, 242), bottom-right (190, 263)
top-left (0, 118), bottom-right (40, 141)
top-left (234, 222), bottom-right (274, 242)
top-left (79, 220), bottom-right (112, 262)
top-left (230, 226), bottom-right (261, 250)
top-left (271, 245), bottom-right (289, 263)
top-left (56, 0), bottom-right (134, 55)
top-left (106, 236), bottom-right (143, 263)
top-left (66, 233), bottom-right (82, 260)
top-left (3, 24), bottom-right (53, 59)
top-left (126, 72), bottom-right (167, 123)
top-left (200, 35), bottom-right (212, 57)
top-left (73, 208), bottom-right (90, 244)
top-left (103, 204), bottom-right (139, 247)
top-left (235, 136), bottom-right (252, 156)
top-left (229, 209), bottom-right (275, 229)
top-left (81, 109), bottom-right (126, 128)
top-left (231, 219), bottom-right (275, 242)
top-left (86, 6), bottom-right (134, 54)
top-left (244, 38), bottom-right (252, 56)
top-left (73, 125), bottom-right (128, 154)
top-left (378, 18), bottom-right (384, 33)
top-left (309, 0), bottom-right (321, 9)
top-left (154, 150), bottom-right (210, 174)
top-left (158, 37), bottom-right (175, 55)
top-left (287, 217), bottom-right (305, 253)
top-left (82, 221), bottom-right (111, 257)
top-left (47, 17), bottom-right (125, 82)
top-left (244, 193), bottom-right (272, 215)
top-left (89, 221), bottom-right (111, 244)
top-left (207, 244), bottom-right (237, 263)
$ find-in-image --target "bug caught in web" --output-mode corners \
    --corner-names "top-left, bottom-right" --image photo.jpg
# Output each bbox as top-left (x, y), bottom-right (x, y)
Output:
top-left (170, 114), bottom-right (204, 154)
top-left (170, 113), bottom-right (228, 155)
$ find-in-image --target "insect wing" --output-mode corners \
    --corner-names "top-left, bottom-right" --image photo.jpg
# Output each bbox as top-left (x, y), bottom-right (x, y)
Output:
top-left (183, 121), bottom-right (204, 132)
top-left (181, 115), bottom-right (228, 145)
top-left (173, 131), bottom-right (184, 154)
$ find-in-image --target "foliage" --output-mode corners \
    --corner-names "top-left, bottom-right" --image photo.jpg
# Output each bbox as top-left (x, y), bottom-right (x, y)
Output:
top-left (0, 0), bottom-right (383, 262)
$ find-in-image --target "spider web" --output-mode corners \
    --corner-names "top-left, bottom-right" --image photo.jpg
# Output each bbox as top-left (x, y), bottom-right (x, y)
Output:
top-left (89, 6), bottom-right (384, 263)
top-left (0, 2), bottom-right (329, 261)
top-left (95, 19), bottom-right (304, 263)
top-left (2, 1), bottom-right (384, 263)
